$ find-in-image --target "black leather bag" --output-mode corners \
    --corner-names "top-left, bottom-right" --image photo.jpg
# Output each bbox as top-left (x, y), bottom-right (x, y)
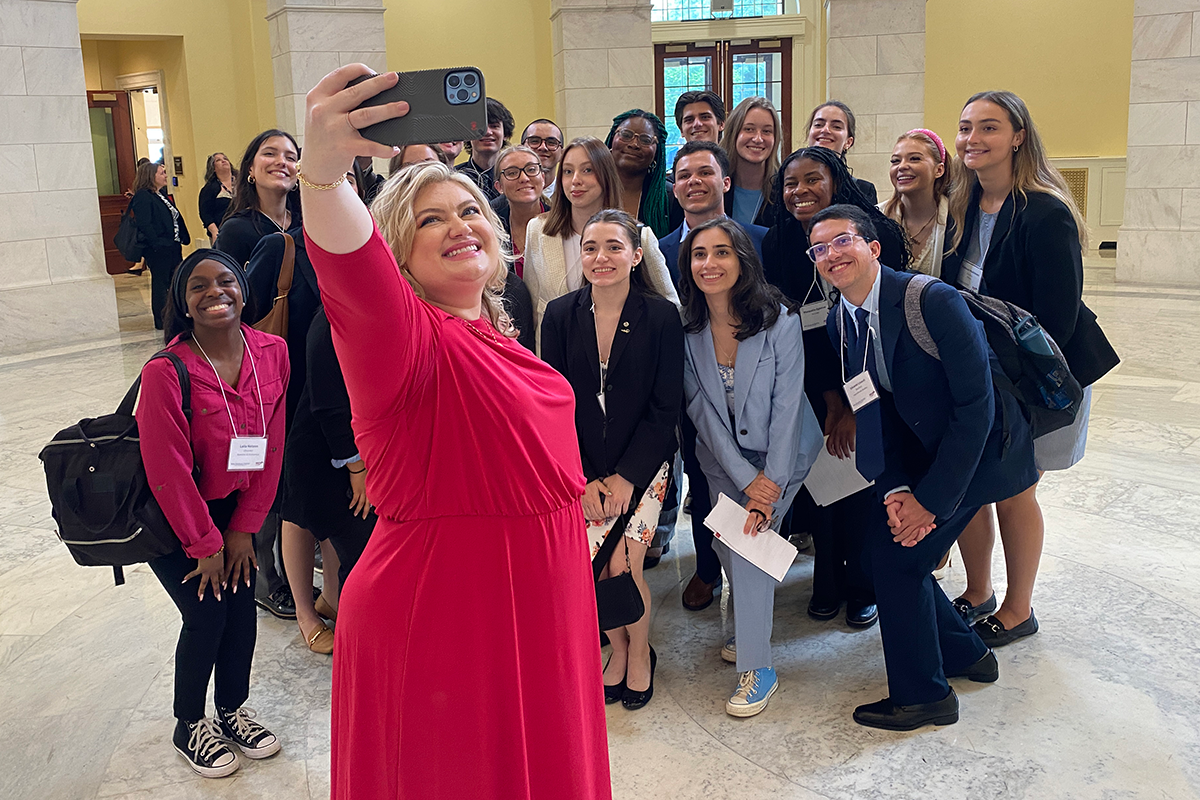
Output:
top-left (38, 351), bottom-right (194, 585)
top-left (592, 486), bottom-right (648, 631)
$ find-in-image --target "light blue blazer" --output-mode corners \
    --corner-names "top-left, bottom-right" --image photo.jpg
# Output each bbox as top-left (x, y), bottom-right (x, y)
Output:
top-left (683, 305), bottom-right (823, 516)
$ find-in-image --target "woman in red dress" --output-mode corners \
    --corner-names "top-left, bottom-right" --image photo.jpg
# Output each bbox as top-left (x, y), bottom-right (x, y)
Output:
top-left (299, 66), bottom-right (611, 799)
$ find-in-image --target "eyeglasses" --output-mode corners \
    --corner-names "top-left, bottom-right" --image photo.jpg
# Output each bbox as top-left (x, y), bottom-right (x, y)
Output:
top-left (614, 129), bottom-right (657, 147)
top-left (523, 136), bottom-right (562, 151)
top-left (806, 233), bottom-right (867, 263)
top-left (500, 163), bottom-right (544, 180)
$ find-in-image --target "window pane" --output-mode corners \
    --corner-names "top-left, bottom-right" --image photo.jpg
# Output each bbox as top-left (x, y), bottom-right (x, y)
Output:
top-left (89, 107), bottom-right (120, 196)
top-left (652, 0), bottom-right (783, 22)
top-left (660, 54), bottom-right (712, 167)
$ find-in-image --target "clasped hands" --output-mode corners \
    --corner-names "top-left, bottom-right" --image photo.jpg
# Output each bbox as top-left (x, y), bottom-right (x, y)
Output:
top-left (583, 474), bottom-right (635, 522)
top-left (182, 529), bottom-right (257, 601)
top-left (742, 471), bottom-right (780, 537)
top-left (883, 491), bottom-right (936, 547)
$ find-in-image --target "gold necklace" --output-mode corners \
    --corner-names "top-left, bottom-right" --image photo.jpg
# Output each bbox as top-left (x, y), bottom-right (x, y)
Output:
top-left (461, 318), bottom-right (503, 345)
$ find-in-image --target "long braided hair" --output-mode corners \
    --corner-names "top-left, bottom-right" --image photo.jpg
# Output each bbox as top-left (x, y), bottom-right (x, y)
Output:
top-left (774, 146), bottom-right (911, 271)
top-left (604, 109), bottom-right (671, 239)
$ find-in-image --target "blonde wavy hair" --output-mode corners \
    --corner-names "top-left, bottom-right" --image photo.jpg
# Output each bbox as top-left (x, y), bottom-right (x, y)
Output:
top-left (881, 130), bottom-right (955, 221)
top-left (719, 97), bottom-right (783, 208)
top-left (949, 90), bottom-right (1087, 253)
top-left (371, 161), bottom-right (516, 337)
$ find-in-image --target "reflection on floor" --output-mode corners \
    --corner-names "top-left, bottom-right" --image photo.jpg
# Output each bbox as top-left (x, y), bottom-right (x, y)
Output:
top-left (2, 269), bottom-right (1199, 800)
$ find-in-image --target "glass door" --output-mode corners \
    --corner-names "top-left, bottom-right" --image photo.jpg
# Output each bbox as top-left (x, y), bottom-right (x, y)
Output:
top-left (87, 90), bottom-right (138, 275)
top-left (656, 43), bottom-right (719, 167)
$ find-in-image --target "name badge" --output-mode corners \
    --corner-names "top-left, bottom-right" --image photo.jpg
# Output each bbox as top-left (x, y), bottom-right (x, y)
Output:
top-left (800, 301), bottom-right (828, 332)
top-left (227, 437), bottom-right (268, 472)
top-left (960, 259), bottom-right (983, 292)
top-left (843, 372), bottom-right (880, 413)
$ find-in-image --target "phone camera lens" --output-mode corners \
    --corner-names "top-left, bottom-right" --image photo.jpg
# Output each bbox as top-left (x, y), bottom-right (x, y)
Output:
top-left (457, 88), bottom-right (469, 101)
top-left (463, 73), bottom-right (477, 87)
top-left (448, 75), bottom-right (461, 88)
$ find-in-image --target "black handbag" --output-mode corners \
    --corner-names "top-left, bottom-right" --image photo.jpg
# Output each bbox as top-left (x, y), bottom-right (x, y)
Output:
top-left (592, 486), bottom-right (648, 631)
top-left (113, 204), bottom-right (145, 264)
top-left (38, 351), bottom-right (195, 585)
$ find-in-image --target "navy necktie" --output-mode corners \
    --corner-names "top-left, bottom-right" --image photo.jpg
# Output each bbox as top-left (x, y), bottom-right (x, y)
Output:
top-left (847, 307), bottom-right (884, 481)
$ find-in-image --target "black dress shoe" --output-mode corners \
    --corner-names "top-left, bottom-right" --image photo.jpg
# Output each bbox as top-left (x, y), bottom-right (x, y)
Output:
top-left (946, 649), bottom-right (999, 683)
top-left (853, 690), bottom-right (959, 731)
top-left (974, 609), bottom-right (1039, 647)
top-left (807, 597), bottom-right (841, 621)
top-left (846, 603), bottom-right (879, 629)
top-left (255, 586), bottom-right (297, 620)
top-left (643, 543), bottom-right (669, 570)
top-left (951, 592), bottom-right (997, 626)
top-left (603, 679), bottom-right (626, 705)
top-left (622, 646), bottom-right (657, 710)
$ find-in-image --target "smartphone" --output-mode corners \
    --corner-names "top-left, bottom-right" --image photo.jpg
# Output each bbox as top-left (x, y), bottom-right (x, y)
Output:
top-left (348, 67), bottom-right (487, 148)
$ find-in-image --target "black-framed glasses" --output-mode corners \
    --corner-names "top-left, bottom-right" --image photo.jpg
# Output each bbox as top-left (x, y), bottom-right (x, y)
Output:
top-left (500, 163), bottom-right (544, 181)
top-left (614, 129), bottom-right (657, 147)
top-left (806, 233), bottom-right (866, 263)
top-left (523, 136), bottom-right (562, 150)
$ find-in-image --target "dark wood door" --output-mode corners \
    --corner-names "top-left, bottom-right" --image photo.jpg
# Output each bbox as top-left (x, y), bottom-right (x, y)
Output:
top-left (87, 90), bottom-right (137, 275)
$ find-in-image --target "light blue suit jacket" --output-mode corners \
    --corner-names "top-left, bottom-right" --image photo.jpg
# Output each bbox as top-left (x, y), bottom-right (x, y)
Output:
top-left (683, 305), bottom-right (823, 515)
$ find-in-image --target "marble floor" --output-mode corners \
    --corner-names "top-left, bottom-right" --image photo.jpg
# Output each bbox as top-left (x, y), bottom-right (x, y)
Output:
top-left (2, 265), bottom-right (1200, 799)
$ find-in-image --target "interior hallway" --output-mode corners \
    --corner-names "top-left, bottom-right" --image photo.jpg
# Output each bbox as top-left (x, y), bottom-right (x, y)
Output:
top-left (1, 261), bottom-right (1198, 800)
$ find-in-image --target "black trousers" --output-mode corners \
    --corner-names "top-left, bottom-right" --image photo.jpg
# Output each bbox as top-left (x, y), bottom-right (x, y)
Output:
top-left (681, 414), bottom-right (720, 583)
top-left (149, 496), bottom-right (257, 722)
top-left (792, 486), bottom-right (878, 607)
top-left (254, 512), bottom-right (287, 600)
top-left (865, 497), bottom-right (987, 705)
top-left (144, 243), bottom-right (182, 329)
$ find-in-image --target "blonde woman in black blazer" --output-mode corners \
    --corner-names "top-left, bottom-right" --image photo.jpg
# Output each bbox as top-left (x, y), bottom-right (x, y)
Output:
top-left (541, 209), bottom-right (684, 712)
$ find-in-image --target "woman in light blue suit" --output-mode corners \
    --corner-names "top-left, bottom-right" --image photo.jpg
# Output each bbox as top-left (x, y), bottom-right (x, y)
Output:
top-left (680, 217), bottom-right (824, 718)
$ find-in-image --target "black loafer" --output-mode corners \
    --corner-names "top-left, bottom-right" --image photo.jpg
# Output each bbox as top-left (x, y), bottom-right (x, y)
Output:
top-left (846, 603), bottom-right (878, 629)
top-left (807, 597), bottom-right (842, 621)
top-left (945, 649), bottom-right (999, 683)
top-left (952, 592), bottom-right (997, 626)
top-left (974, 609), bottom-right (1039, 647)
top-left (622, 647), bottom-right (657, 710)
top-left (853, 690), bottom-right (959, 731)
top-left (603, 679), bottom-right (626, 705)
top-left (255, 586), bottom-right (297, 620)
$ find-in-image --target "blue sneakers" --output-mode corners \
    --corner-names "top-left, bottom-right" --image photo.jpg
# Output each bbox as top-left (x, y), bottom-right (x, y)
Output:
top-left (726, 667), bottom-right (778, 717)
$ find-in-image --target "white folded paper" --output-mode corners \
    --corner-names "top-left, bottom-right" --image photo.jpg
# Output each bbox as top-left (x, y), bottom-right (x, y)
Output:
top-left (803, 437), bottom-right (874, 507)
top-left (703, 493), bottom-right (798, 582)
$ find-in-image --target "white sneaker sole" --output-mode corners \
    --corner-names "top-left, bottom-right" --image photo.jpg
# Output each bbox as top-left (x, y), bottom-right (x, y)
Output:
top-left (726, 680), bottom-right (778, 718)
top-left (174, 745), bottom-right (240, 778)
top-left (720, 644), bottom-right (737, 664)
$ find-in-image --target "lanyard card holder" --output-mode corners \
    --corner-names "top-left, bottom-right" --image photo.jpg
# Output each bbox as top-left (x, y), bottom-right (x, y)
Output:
top-left (839, 309), bottom-right (880, 413)
top-left (799, 271), bottom-right (831, 331)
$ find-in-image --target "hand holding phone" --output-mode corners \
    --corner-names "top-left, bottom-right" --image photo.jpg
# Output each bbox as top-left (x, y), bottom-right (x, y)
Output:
top-left (301, 66), bottom-right (408, 185)
top-left (348, 67), bottom-right (488, 149)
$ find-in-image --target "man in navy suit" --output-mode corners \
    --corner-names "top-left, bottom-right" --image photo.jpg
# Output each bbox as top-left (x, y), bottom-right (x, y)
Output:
top-left (810, 204), bottom-right (1038, 730)
top-left (663, 140), bottom-right (770, 612)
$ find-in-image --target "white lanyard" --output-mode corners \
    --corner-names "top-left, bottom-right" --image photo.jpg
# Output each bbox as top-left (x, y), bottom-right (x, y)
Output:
top-left (194, 331), bottom-right (270, 471)
top-left (839, 308), bottom-right (880, 412)
top-left (839, 310), bottom-right (875, 385)
top-left (799, 270), bottom-right (831, 331)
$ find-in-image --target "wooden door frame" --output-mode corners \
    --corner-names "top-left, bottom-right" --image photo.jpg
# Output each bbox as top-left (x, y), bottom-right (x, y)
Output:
top-left (726, 38), bottom-right (793, 155)
top-left (86, 90), bottom-right (136, 194)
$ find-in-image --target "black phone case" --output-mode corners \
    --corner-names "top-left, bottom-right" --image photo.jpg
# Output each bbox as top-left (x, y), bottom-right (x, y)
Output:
top-left (350, 68), bottom-right (487, 148)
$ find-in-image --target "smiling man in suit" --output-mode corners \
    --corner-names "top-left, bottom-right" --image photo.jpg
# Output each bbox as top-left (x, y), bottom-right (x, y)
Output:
top-left (810, 203), bottom-right (1038, 731)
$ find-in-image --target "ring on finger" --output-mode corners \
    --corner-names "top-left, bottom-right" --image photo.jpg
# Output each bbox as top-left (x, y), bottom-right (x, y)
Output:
top-left (346, 111), bottom-right (357, 133)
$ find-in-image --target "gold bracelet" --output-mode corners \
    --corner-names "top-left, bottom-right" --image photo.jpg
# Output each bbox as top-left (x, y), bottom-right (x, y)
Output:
top-left (297, 169), bottom-right (347, 191)
top-left (203, 544), bottom-right (225, 560)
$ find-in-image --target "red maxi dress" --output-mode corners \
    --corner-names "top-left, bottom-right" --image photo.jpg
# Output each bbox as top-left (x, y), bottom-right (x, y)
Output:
top-left (306, 227), bottom-right (611, 799)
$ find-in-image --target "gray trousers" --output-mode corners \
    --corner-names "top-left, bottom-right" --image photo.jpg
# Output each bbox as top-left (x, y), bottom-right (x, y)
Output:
top-left (703, 449), bottom-right (804, 673)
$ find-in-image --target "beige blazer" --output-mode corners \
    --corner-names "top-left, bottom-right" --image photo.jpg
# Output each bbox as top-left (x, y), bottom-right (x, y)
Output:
top-left (523, 216), bottom-right (680, 354)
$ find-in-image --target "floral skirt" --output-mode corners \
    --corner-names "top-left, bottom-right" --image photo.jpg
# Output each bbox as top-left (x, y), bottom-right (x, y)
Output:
top-left (586, 461), bottom-right (671, 561)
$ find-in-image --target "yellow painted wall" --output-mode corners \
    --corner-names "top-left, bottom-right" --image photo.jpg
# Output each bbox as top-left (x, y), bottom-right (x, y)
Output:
top-left (382, 0), bottom-right (556, 156)
top-left (925, 0), bottom-right (1134, 158)
top-left (76, 0), bottom-right (276, 245)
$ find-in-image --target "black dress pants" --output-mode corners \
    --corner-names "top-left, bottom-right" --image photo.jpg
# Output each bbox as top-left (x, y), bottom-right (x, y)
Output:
top-left (798, 486), bottom-right (879, 608)
top-left (144, 243), bottom-right (182, 329)
top-left (149, 496), bottom-right (257, 722)
top-left (681, 413), bottom-right (719, 584)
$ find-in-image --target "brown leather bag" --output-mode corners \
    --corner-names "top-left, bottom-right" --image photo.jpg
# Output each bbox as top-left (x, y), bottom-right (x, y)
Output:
top-left (252, 232), bottom-right (294, 338)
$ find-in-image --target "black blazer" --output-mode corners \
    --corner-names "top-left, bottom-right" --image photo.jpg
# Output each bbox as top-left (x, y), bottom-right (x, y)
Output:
top-left (541, 286), bottom-right (684, 488)
top-left (941, 188), bottom-right (1119, 388)
top-left (129, 189), bottom-right (190, 249)
top-left (854, 177), bottom-right (878, 205)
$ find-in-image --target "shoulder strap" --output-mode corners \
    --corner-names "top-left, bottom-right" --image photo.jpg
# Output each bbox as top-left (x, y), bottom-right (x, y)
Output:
top-left (902, 273), bottom-right (940, 361)
top-left (116, 349), bottom-right (192, 419)
top-left (274, 232), bottom-right (295, 299)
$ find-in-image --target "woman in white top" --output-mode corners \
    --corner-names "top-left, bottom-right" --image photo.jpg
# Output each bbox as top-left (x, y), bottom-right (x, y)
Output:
top-left (524, 137), bottom-right (677, 352)
top-left (878, 128), bottom-right (952, 277)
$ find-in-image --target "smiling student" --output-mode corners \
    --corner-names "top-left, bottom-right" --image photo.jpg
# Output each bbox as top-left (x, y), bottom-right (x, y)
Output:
top-left (879, 129), bottom-right (953, 277)
top-left (719, 97), bottom-right (783, 228)
top-left (674, 90), bottom-right (726, 144)
top-left (805, 100), bottom-right (878, 204)
top-left (455, 97), bottom-right (514, 202)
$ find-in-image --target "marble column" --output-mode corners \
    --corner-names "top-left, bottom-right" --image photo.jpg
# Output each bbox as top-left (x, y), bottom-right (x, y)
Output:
top-left (266, 0), bottom-right (388, 144)
top-left (1119, 0), bottom-right (1200, 285)
top-left (0, 0), bottom-right (117, 357)
top-left (551, 0), bottom-right (655, 142)
top-left (825, 0), bottom-right (925, 193)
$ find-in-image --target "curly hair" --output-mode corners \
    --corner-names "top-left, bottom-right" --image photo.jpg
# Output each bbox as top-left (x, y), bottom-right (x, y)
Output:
top-left (604, 109), bottom-right (671, 239)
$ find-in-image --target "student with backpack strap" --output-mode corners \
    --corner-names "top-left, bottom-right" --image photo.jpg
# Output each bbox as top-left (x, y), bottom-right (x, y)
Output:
top-left (942, 91), bottom-right (1119, 648)
top-left (136, 248), bottom-right (289, 778)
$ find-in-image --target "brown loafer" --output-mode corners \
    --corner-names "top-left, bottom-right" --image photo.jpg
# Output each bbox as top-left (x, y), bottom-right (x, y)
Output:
top-left (304, 622), bottom-right (334, 654)
top-left (682, 573), bottom-right (722, 611)
top-left (314, 593), bottom-right (337, 621)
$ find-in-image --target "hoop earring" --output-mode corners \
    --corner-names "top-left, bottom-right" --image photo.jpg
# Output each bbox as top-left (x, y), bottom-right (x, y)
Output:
top-left (248, 174), bottom-right (255, 184)
top-left (1013, 146), bottom-right (1020, 154)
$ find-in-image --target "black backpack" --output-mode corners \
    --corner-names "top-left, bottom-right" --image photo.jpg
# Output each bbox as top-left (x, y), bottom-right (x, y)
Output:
top-left (38, 351), bottom-right (196, 585)
top-left (113, 205), bottom-right (145, 263)
top-left (903, 274), bottom-right (1083, 442)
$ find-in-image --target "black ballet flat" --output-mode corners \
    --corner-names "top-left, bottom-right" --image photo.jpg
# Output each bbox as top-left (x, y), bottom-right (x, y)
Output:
top-left (603, 679), bottom-right (626, 705)
top-left (622, 646), bottom-right (657, 710)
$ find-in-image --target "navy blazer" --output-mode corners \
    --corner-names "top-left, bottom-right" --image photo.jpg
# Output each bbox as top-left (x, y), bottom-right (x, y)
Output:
top-left (660, 219), bottom-right (768, 289)
top-left (684, 306), bottom-right (823, 513)
top-left (826, 266), bottom-right (1036, 519)
top-left (541, 286), bottom-right (684, 488)
top-left (940, 188), bottom-right (1118, 388)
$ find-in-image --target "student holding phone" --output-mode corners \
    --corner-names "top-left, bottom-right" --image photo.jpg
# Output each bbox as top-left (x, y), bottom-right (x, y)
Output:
top-left (299, 66), bottom-right (611, 800)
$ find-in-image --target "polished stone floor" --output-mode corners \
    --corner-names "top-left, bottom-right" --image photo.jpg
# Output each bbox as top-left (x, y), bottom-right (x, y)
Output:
top-left (2, 264), bottom-right (1199, 799)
